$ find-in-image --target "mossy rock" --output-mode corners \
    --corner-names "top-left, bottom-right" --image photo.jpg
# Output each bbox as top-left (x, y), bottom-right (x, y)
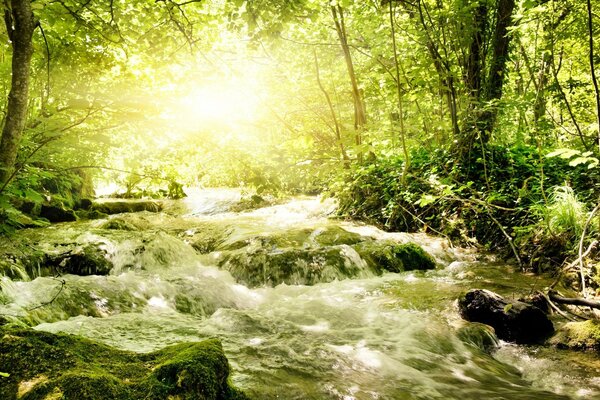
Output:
top-left (352, 241), bottom-right (436, 273)
top-left (98, 218), bottom-right (139, 231)
top-left (0, 328), bottom-right (248, 400)
top-left (549, 320), bottom-right (600, 351)
top-left (222, 226), bottom-right (364, 251)
top-left (218, 245), bottom-right (372, 287)
top-left (39, 205), bottom-right (77, 223)
top-left (75, 209), bottom-right (108, 220)
top-left (456, 322), bottom-right (499, 353)
top-left (91, 200), bottom-right (162, 215)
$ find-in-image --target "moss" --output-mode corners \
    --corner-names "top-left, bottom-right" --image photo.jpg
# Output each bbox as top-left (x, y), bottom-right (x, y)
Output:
top-left (352, 241), bottom-right (436, 273)
top-left (99, 218), bottom-right (139, 231)
top-left (0, 328), bottom-right (248, 400)
top-left (550, 320), bottom-right (600, 351)
top-left (223, 226), bottom-right (364, 251)
top-left (219, 245), bottom-right (371, 287)
top-left (91, 201), bottom-right (162, 215)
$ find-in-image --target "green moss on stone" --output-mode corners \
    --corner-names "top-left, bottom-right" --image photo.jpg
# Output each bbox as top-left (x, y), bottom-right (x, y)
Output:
top-left (0, 328), bottom-right (248, 400)
top-left (550, 320), bottom-right (600, 351)
top-left (352, 241), bottom-right (436, 273)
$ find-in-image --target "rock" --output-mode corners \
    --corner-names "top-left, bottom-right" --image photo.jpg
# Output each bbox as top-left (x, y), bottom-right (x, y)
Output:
top-left (91, 200), bottom-right (162, 215)
top-left (352, 241), bottom-right (437, 273)
top-left (76, 209), bottom-right (109, 220)
top-left (549, 320), bottom-right (600, 351)
top-left (218, 245), bottom-right (372, 287)
top-left (78, 198), bottom-right (93, 210)
top-left (0, 328), bottom-right (248, 400)
top-left (56, 244), bottom-right (113, 276)
top-left (458, 289), bottom-right (554, 344)
top-left (456, 322), bottom-right (499, 353)
top-left (40, 204), bottom-right (77, 223)
top-left (99, 218), bottom-right (139, 231)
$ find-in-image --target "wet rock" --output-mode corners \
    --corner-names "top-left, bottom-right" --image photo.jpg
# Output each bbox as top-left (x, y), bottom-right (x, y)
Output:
top-left (458, 289), bottom-right (554, 344)
top-left (39, 204), bottom-right (77, 223)
top-left (457, 322), bottom-right (499, 353)
top-left (0, 328), bottom-right (248, 400)
top-left (23, 244), bottom-right (113, 277)
top-left (78, 198), bottom-right (93, 210)
top-left (218, 245), bottom-right (372, 287)
top-left (352, 241), bottom-right (437, 273)
top-left (549, 320), bottom-right (600, 351)
top-left (76, 209), bottom-right (109, 220)
top-left (99, 218), bottom-right (140, 231)
top-left (91, 200), bottom-right (162, 215)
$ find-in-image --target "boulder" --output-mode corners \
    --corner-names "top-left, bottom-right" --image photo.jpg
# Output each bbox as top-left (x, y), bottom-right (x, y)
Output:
top-left (0, 328), bottom-right (248, 400)
top-left (40, 204), bottom-right (77, 223)
top-left (218, 245), bottom-right (372, 287)
top-left (91, 200), bottom-right (162, 215)
top-left (549, 320), bottom-right (600, 351)
top-left (458, 289), bottom-right (554, 344)
top-left (352, 241), bottom-right (437, 273)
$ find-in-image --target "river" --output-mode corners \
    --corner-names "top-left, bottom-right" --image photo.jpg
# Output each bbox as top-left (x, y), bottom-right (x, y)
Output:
top-left (1, 189), bottom-right (599, 399)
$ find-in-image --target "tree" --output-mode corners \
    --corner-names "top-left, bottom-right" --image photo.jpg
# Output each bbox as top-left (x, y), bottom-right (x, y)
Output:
top-left (0, 1), bottom-right (36, 186)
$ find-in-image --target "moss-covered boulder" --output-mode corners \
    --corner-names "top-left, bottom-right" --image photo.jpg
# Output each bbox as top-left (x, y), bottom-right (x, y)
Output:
top-left (352, 241), bottom-right (437, 273)
top-left (0, 328), bottom-right (248, 400)
top-left (456, 322), bottom-right (499, 353)
top-left (91, 200), bottom-right (162, 215)
top-left (222, 226), bottom-right (364, 252)
top-left (98, 218), bottom-right (140, 231)
top-left (549, 320), bottom-right (600, 351)
top-left (218, 245), bottom-right (372, 287)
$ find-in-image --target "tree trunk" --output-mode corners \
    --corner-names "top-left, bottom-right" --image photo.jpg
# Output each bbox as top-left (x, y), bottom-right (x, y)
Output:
top-left (457, 0), bottom-right (516, 155)
top-left (0, 1), bottom-right (36, 186)
top-left (331, 5), bottom-right (366, 163)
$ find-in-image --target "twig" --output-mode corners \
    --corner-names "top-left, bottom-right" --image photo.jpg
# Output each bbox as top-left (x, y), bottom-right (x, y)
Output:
top-left (26, 278), bottom-right (66, 311)
top-left (578, 201), bottom-right (600, 297)
top-left (537, 290), bottom-right (576, 321)
top-left (549, 291), bottom-right (600, 310)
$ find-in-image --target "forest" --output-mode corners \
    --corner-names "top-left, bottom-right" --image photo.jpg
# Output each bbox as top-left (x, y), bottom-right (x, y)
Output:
top-left (1, 0), bottom-right (600, 399)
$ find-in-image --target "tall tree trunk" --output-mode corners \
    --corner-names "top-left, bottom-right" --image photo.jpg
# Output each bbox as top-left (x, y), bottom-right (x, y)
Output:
top-left (586, 0), bottom-right (600, 152)
top-left (457, 0), bottom-right (515, 154)
top-left (331, 5), bottom-right (366, 163)
top-left (0, 0), bottom-right (35, 186)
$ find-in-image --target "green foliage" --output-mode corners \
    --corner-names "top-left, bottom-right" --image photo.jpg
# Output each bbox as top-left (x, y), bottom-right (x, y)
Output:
top-left (543, 185), bottom-right (587, 237)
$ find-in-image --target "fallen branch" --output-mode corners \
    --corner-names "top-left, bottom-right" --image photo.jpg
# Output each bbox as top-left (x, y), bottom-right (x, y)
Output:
top-left (549, 291), bottom-right (600, 310)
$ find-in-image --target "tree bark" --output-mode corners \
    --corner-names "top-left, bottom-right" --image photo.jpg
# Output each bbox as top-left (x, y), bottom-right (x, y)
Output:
top-left (331, 5), bottom-right (366, 163)
top-left (0, 0), bottom-right (36, 186)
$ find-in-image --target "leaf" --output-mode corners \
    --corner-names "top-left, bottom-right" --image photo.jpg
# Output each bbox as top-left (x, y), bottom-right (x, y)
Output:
top-left (0, 372), bottom-right (9, 378)
top-left (569, 157), bottom-right (589, 167)
top-left (546, 148), bottom-right (578, 158)
top-left (503, 304), bottom-right (513, 313)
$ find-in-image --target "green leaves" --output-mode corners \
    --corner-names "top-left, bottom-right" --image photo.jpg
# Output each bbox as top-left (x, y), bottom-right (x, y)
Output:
top-left (546, 148), bottom-right (599, 169)
top-left (0, 372), bottom-right (10, 378)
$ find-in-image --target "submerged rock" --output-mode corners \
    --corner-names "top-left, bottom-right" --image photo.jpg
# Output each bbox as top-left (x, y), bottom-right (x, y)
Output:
top-left (91, 200), bottom-right (162, 215)
top-left (458, 289), bottom-right (554, 344)
top-left (219, 245), bottom-right (372, 287)
top-left (457, 322), bottom-right (499, 353)
top-left (0, 328), bottom-right (248, 400)
top-left (352, 241), bottom-right (437, 273)
top-left (550, 320), bottom-right (600, 351)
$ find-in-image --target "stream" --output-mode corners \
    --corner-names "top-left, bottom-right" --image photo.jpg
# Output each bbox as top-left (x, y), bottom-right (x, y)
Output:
top-left (1, 189), bottom-right (600, 399)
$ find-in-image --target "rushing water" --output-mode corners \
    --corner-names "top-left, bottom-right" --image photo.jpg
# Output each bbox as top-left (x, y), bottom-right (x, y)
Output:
top-left (1, 189), bottom-right (600, 399)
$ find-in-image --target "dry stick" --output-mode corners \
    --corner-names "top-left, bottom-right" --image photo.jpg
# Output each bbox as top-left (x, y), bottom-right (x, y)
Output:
top-left (550, 239), bottom-right (598, 289)
top-left (538, 291), bottom-right (577, 321)
top-left (26, 278), bottom-right (66, 311)
top-left (549, 291), bottom-right (600, 310)
top-left (578, 202), bottom-right (600, 298)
